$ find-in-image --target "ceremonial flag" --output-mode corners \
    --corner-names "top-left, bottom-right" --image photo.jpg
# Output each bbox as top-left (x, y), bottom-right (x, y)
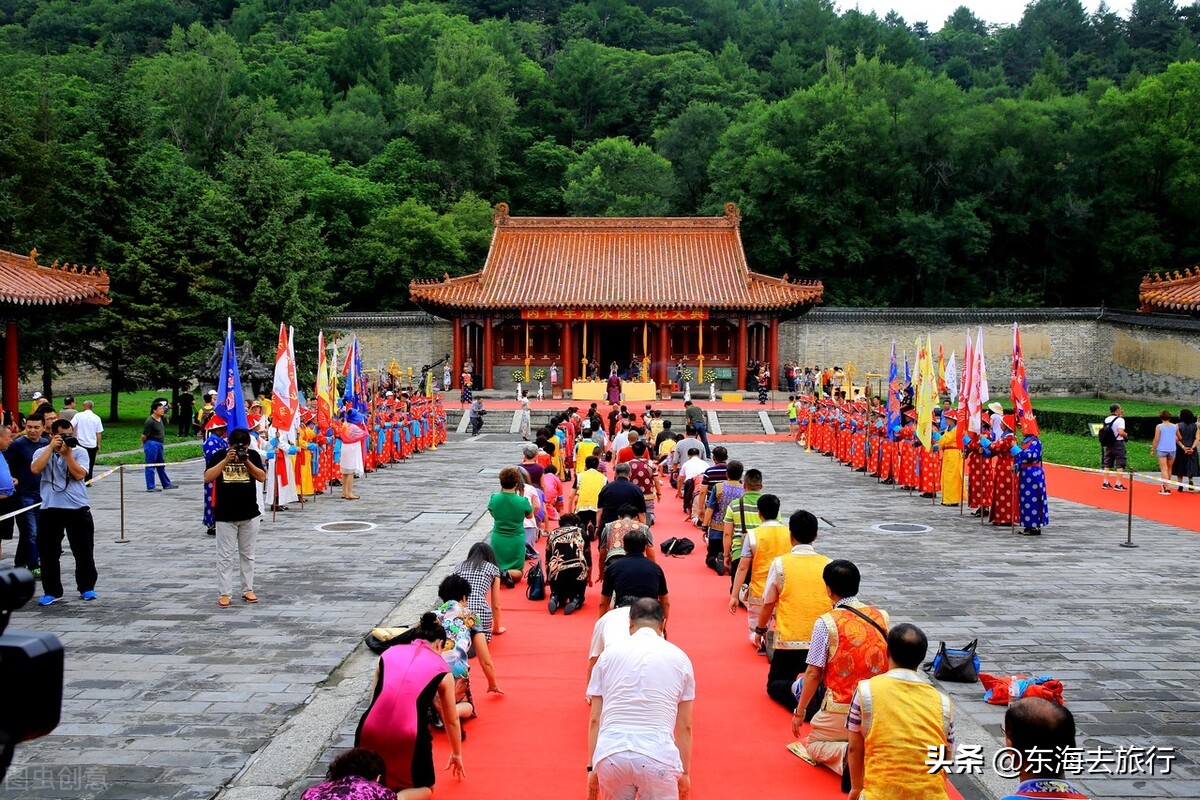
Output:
top-left (916, 335), bottom-right (936, 449)
top-left (885, 342), bottom-right (901, 440)
top-left (342, 338), bottom-right (358, 410)
top-left (965, 330), bottom-right (979, 434)
top-left (316, 331), bottom-right (333, 430)
top-left (967, 326), bottom-right (989, 434)
top-left (937, 344), bottom-right (947, 396)
top-left (286, 325), bottom-right (300, 434)
top-left (214, 318), bottom-right (249, 432)
top-left (272, 323), bottom-right (299, 432)
top-left (1011, 322), bottom-right (1038, 435)
top-left (945, 351), bottom-right (958, 404)
top-left (957, 334), bottom-right (971, 445)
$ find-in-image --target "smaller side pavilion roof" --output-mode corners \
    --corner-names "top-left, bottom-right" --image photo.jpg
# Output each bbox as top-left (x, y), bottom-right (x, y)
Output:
top-left (0, 248), bottom-right (110, 307)
top-left (410, 203), bottom-right (823, 313)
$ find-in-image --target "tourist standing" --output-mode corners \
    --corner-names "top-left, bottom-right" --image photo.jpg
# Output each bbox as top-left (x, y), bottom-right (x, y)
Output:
top-left (1152, 410), bottom-right (1177, 494)
top-left (519, 391), bottom-right (531, 440)
top-left (204, 428), bottom-right (266, 608)
top-left (71, 400), bottom-right (104, 481)
top-left (586, 599), bottom-right (693, 800)
top-left (1, 415), bottom-right (47, 574)
top-left (1174, 408), bottom-right (1199, 491)
top-left (31, 419), bottom-right (96, 605)
top-left (683, 401), bottom-right (710, 459)
top-left (142, 400), bottom-right (176, 491)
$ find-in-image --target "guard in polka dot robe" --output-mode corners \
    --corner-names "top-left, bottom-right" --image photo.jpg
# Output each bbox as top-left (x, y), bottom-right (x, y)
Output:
top-left (1013, 433), bottom-right (1048, 535)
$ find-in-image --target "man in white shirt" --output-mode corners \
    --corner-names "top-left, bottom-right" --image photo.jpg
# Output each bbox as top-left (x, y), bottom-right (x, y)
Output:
top-left (587, 598), bottom-right (694, 800)
top-left (1101, 402), bottom-right (1128, 491)
top-left (586, 605), bottom-right (632, 700)
top-left (70, 400), bottom-right (105, 481)
top-left (610, 423), bottom-right (631, 458)
top-left (678, 448), bottom-right (708, 523)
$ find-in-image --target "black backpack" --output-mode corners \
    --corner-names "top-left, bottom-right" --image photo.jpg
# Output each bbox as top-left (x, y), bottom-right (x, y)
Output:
top-left (1098, 418), bottom-right (1118, 447)
top-left (660, 537), bottom-right (695, 556)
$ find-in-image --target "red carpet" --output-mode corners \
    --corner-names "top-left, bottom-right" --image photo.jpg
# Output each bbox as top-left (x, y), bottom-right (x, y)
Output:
top-left (1044, 464), bottom-right (1200, 533)
top-left (431, 475), bottom-right (956, 799)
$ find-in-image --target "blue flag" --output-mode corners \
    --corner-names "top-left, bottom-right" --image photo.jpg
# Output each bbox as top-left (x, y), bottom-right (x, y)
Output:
top-left (885, 341), bottom-right (901, 441)
top-left (215, 318), bottom-right (249, 432)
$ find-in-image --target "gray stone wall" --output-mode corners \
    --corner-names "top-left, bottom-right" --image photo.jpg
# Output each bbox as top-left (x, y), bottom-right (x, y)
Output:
top-left (781, 308), bottom-right (1107, 396)
top-left (326, 308), bottom-right (1200, 404)
top-left (327, 312), bottom-right (453, 380)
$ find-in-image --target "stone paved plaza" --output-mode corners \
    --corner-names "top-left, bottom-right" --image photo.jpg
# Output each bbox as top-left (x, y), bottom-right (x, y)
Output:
top-left (1, 431), bottom-right (1197, 799)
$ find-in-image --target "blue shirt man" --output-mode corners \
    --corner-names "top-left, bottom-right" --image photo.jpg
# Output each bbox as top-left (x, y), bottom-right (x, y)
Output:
top-left (1, 418), bottom-right (48, 572)
top-left (30, 420), bottom-right (96, 605)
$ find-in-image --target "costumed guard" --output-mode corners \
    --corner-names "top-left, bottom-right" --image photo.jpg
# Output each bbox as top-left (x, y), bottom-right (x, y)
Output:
top-left (1014, 422), bottom-right (1048, 536)
top-left (917, 411), bottom-right (942, 498)
top-left (265, 423), bottom-right (300, 511)
top-left (897, 412), bottom-right (919, 490)
top-left (461, 371), bottom-right (473, 405)
top-left (202, 417), bottom-right (229, 536)
top-left (337, 410), bottom-right (367, 500)
top-left (296, 410), bottom-right (318, 496)
top-left (757, 368), bottom-right (770, 404)
top-left (939, 412), bottom-right (964, 506)
top-left (965, 423), bottom-right (993, 517)
top-left (987, 414), bottom-right (1018, 527)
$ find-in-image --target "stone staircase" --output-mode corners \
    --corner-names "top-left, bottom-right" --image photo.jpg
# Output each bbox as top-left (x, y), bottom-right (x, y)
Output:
top-left (710, 410), bottom-right (770, 435)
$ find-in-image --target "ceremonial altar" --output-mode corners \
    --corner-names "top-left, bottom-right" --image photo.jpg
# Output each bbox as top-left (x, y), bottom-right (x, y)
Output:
top-left (572, 380), bottom-right (657, 402)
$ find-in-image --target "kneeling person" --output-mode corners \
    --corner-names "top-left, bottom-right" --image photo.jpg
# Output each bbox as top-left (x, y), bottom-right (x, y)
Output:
top-left (547, 512), bottom-right (591, 615)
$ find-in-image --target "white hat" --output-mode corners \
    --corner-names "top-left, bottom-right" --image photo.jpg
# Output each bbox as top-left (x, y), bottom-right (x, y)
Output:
top-left (386, 391), bottom-right (395, 397)
top-left (987, 402), bottom-right (1003, 415)
top-left (31, 391), bottom-right (42, 400)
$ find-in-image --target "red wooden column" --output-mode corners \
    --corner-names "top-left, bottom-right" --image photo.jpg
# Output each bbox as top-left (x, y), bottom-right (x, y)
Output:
top-left (562, 321), bottom-right (574, 386)
top-left (3, 321), bottom-right (17, 414)
top-left (451, 316), bottom-right (462, 389)
top-left (736, 316), bottom-right (748, 393)
top-left (657, 322), bottom-right (669, 386)
top-left (482, 316), bottom-right (494, 390)
top-left (768, 317), bottom-right (780, 389)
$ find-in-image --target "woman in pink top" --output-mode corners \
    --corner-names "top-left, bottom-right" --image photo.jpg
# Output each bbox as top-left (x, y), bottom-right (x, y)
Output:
top-left (356, 614), bottom-right (465, 798)
top-left (541, 465), bottom-right (563, 524)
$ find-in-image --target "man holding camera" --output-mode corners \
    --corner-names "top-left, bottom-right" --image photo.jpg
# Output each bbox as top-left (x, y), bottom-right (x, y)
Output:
top-left (203, 428), bottom-right (266, 608)
top-left (30, 419), bottom-right (96, 606)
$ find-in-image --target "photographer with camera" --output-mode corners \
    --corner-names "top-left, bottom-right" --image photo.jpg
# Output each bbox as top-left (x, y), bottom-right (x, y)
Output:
top-left (203, 428), bottom-right (266, 609)
top-left (30, 420), bottom-right (95, 606)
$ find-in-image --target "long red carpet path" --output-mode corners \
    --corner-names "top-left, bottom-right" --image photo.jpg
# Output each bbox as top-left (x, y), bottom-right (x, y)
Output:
top-left (429, 474), bottom-right (958, 799)
top-left (1042, 464), bottom-right (1200, 532)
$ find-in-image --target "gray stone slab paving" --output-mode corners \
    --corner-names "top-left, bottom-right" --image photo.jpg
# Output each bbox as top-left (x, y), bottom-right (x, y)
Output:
top-left (0, 438), bottom-right (495, 800)
top-left (2, 434), bottom-right (1197, 798)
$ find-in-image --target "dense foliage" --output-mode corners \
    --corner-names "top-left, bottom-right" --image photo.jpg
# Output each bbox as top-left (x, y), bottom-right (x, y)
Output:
top-left (4, 0), bottom-right (1200, 389)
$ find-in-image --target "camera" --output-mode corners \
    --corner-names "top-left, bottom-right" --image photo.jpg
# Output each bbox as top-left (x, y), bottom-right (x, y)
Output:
top-left (60, 435), bottom-right (78, 449)
top-left (233, 445), bottom-right (249, 459)
top-left (0, 569), bottom-right (64, 780)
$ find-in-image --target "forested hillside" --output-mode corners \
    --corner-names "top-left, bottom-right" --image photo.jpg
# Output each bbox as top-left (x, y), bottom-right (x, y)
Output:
top-left (3, 0), bottom-right (1200, 386)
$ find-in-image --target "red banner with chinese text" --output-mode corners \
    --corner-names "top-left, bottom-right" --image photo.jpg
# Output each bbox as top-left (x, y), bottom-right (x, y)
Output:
top-left (520, 308), bottom-right (708, 321)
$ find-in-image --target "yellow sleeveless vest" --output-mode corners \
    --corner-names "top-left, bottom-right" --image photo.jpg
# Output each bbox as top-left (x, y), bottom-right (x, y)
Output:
top-left (862, 673), bottom-right (951, 800)
top-left (748, 521), bottom-right (792, 602)
top-left (774, 552), bottom-right (832, 648)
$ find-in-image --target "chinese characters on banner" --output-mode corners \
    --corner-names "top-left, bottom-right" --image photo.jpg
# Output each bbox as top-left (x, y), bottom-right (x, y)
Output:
top-left (520, 308), bottom-right (708, 321)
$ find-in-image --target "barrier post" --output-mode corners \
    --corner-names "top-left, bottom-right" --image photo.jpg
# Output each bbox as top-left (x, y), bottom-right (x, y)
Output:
top-left (115, 464), bottom-right (128, 543)
top-left (1120, 466), bottom-right (1138, 548)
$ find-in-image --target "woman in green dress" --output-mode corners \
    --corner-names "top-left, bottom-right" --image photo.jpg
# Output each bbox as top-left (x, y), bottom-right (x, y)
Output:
top-left (488, 466), bottom-right (533, 587)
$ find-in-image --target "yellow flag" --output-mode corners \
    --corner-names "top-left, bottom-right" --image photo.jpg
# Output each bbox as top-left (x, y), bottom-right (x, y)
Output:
top-left (916, 335), bottom-right (935, 449)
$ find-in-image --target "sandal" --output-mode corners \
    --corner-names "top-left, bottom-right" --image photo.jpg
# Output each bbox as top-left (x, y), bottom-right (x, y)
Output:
top-left (242, 591), bottom-right (259, 603)
top-left (217, 596), bottom-right (231, 608)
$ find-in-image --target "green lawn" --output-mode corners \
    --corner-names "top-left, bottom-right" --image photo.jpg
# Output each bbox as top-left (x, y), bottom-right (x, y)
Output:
top-left (68, 389), bottom-right (199, 454)
top-left (1040, 430), bottom-right (1157, 471)
top-left (96, 443), bottom-right (206, 467)
top-left (1035, 397), bottom-right (1177, 416)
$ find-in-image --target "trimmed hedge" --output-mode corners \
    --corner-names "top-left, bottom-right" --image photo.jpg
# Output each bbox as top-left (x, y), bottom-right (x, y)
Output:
top-left (1034, 409), bottom-right (1158, 440)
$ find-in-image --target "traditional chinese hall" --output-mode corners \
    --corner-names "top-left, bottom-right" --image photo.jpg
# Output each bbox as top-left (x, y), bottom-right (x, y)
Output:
top-left (410, 203), bottom-right (823, 400)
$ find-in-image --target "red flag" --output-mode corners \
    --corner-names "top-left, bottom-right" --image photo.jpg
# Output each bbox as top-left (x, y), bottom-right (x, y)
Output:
top-left (958, 332), bottom-right (973, 448)
top-left (271, 323), bottom-right (297, 432)
top-left (1011, 322), bottom-right (1038, 436)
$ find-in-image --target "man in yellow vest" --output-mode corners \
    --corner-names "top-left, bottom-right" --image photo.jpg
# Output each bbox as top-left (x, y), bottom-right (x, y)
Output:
top-left (753, 509), bottom-right (832, 709)
top-left (726, 494), bottom-right (792, 647)
top-left (791, 560), bottom-right (891, 785)
top-left (847, 623), bottom-right (955, 800)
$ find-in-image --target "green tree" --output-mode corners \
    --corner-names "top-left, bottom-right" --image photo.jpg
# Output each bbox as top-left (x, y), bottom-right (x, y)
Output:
top-left (564, 136), bottom-right (677, 215)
